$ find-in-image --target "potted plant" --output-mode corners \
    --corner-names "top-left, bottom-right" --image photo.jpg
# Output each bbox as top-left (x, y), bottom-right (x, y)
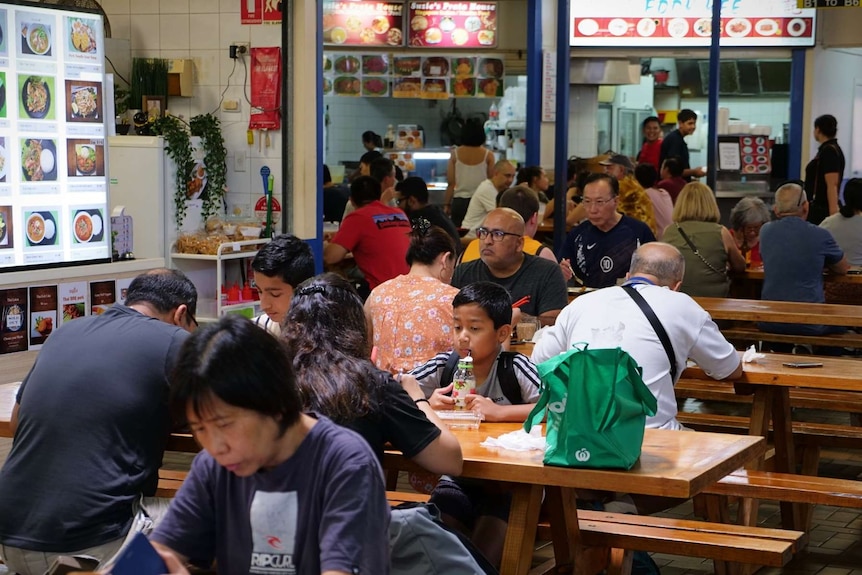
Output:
top-left (152, 113), bottom-right (227, 229)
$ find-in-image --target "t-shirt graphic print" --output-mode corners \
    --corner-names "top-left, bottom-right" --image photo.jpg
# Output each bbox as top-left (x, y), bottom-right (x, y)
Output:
top-left (250, 491), bottom-right (299, 574)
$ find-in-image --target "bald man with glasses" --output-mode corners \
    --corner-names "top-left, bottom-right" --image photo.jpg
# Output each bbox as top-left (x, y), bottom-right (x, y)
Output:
top-left (451, 208), bottom-right (568, 326)
top-left (758, 182), bottom-right (849, 339)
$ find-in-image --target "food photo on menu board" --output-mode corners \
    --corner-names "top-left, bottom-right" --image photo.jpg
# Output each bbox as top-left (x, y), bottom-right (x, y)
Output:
top-left (0, 205), bottom-right (13, 250)
top-left (23, 209), bottom-right (58, 248)
top-left (19, 74), bottom-right (55, 120)
top-left (323, 0), bottom-right (404, 47)
top-left (67, 16), bottom-right (98, 54)
top-left (70, 207), bottom-right (105, 244)
top-left (17, 12), bottom-right (54, 58)
top-left (0, 72), bottom-right (6, 120)
top-left (0, 8), bottom-right (8, 57)
top-left (65, 79), bottom-right (101, 122)
top-left (0, 136), bottom-right (7, 183)
top-left (407, 2), bottom-right (497, 48)
top-left (21, 137), bottom-right (58, 182)
top-left (66, 139), bottom-right (104, 177)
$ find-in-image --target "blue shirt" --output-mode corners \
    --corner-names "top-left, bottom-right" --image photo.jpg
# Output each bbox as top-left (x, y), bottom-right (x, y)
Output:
top-left (760, 216), bottom-right (844, 304)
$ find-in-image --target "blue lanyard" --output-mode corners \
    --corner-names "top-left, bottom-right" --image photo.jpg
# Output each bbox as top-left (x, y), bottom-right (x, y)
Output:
top-left (622, 276), bottom-right (656, 287)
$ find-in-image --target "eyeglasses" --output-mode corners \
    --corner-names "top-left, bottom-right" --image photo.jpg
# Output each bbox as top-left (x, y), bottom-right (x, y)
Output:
top-left (581, 196), bottom-right (616, 208)
top-left (185, 308), bottom-right (198, 332)
top-left (796, 187), bottom-right (806, 207)
top-left (476, 227), bottom-right (521, 242)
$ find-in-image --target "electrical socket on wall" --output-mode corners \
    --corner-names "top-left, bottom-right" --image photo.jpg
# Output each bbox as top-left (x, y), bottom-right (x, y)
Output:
top-left (229, 42), bottom-right (250, 59)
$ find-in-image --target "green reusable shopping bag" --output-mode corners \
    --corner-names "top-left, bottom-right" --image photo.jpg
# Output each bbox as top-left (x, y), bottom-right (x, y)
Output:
top-left (524, 344), bottom-right (657, 470)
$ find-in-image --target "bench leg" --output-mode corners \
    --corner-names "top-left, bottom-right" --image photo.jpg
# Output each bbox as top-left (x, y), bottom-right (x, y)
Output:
top-left (606, 548), bottom-right (633, 575)
top-left (798, 445), bottom-right (822, 531)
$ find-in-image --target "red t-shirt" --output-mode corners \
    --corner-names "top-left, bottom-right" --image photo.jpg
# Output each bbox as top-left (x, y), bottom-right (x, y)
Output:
top-left (331, 200), bottom-right (411, 289)
top-left (638, 139), bottom-right (662, 171)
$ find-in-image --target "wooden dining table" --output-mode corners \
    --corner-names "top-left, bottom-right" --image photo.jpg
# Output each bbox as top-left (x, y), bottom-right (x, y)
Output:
top-left (682, 351), bottom-right (862, 530)
top-left (694, 296), bottom-right (862, 328)
top-left (384, 422), bottom-right (765, 575)
top-left (730, 267), bottom-right (862, 299)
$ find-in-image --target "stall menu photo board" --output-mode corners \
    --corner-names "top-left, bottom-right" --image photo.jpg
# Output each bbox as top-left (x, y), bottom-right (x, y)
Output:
top-left (0, 2), bottom-right (109, 272)
top-left (324, 52), bottom-right (504, 99)
top-left (569, 0), bottom-right (817, 47)
top-left (322, 1), bottom-right (405, 47)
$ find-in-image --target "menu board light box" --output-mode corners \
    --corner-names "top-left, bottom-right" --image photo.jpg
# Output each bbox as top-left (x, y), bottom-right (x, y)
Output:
top-left (322, 1), bottom-right (498, 49)
top-left (0, 1), bottom-right (110, 272)
top-left (570, 0), bottom-right (817, 47)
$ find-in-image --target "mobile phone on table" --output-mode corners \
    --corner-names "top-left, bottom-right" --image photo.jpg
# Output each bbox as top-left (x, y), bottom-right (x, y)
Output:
top-left (107, 532), bottom-right (168, 575)
top-left (782, 362), bottom-right (824, 368)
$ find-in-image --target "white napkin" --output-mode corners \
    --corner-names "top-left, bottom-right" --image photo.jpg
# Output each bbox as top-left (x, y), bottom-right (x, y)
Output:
top-left (480, 426), bottom-right (547, 452)
top-left (742, 344), bottom-right (765, 363)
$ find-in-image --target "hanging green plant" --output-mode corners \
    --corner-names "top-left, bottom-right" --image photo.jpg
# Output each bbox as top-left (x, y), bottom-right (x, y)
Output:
top-left (152, 114), bottom-right (192, 229)
top-left (190, 113), bottom-right (227, 223)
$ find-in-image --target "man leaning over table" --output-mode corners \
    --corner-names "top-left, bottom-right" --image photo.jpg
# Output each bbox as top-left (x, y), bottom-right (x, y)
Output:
top-left (0, 269), bottom-right (198, 575)
top-left (758, 181), bottom-right (849, 339)
top-left (533, 242), bottom-right (742, 431)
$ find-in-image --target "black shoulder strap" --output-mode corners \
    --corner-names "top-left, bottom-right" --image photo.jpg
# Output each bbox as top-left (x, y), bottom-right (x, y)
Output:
top-left (620, 285), bottom-right (677, 381)
top-left (497, 351), bottom-right (524, 405)
top-left (439, 351), bottom-right (461, 394)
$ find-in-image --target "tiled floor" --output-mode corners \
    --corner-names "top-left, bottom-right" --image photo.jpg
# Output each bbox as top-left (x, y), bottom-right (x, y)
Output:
top-left (3, 407), bottom-right (862, 574)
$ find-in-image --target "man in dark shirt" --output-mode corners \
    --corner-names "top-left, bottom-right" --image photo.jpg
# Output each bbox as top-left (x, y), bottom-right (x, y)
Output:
top-left (560, 173), bottom-right (655, 288)
top-left (0, 269), bottom-right (198, 574)
top-left (659, 109), bottom-right (705, 182)
top-left (395, 176), bottom-right (462, 252)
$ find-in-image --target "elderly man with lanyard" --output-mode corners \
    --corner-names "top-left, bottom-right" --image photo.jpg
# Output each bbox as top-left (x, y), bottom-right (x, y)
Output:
top-left (534, 242), bottom-right (742, 431)
top-left (451, 207), bottom-right (568, 326)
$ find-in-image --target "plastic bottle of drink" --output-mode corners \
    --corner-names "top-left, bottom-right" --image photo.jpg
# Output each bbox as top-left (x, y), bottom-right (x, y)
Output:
top-left (489, 100), bottom-right (499, 122)
top-left (452, 352), bottom-right (475, 410)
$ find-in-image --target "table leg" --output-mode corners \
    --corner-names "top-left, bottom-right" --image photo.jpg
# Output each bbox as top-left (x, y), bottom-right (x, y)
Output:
top-left (737, 387), bottom-right (773, 528)
top-left (499, 483), bottom-right (543, 575)
top-left (767, 386), bottom-right (809, 531)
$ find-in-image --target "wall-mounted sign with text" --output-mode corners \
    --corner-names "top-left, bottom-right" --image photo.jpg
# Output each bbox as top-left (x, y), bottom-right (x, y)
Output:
top-left (323, 1), bottom-right (406, 47)
top-left (570, 0), bottom-right (817, 47)
top-left (407, 2), bottom-right (498, 48)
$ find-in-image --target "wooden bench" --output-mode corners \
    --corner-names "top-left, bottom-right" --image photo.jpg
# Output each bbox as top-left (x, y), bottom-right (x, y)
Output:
top-left (675, 378), bottom-right (862, 424)
top-left (721, 326), bottom-right (862, 350)
top-left (703, 469), bottom-right (862, 509)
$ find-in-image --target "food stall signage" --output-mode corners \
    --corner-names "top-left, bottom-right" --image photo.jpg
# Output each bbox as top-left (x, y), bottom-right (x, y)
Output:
top-left (323, 1), bottom-right (406, 47)
top-left (407, 1), bottom-right (498, 48)
top-left (570, 0), bottom-right (817, 47)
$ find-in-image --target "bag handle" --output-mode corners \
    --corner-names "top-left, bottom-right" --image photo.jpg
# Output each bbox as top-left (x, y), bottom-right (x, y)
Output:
top-left (674, 223), bottom-right (726, 277)
top-left (620, 285), bottom-right (677, 381)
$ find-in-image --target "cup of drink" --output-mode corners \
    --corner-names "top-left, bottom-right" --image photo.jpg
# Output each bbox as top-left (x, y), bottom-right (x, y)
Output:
top-left (517, 316), bottom-right (539, 342)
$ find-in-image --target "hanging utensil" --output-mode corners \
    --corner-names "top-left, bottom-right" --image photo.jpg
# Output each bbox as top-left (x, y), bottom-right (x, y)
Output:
top-left (260, 166), bottom-right (271, 237)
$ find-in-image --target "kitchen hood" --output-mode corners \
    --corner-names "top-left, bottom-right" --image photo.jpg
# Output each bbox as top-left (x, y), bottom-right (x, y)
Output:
top-left (570, 58), bottom-right (640, 85)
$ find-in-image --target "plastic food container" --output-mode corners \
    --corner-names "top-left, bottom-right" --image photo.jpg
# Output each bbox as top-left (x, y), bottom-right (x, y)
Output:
top-left (435, 410), bottom-right (483, 430)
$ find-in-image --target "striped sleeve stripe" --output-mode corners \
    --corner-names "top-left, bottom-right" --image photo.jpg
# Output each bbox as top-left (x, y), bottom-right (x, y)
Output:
top-left (513, 353), bottom-right (542, 389)
top-left (409, 352), bottom-right (451, 380)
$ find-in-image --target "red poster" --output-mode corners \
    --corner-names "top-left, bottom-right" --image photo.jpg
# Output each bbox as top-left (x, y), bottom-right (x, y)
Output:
top-left (407, 2), bottom-right (497, 49)
top-left (263, 0), bottom-right (282, 24)
top-left (241, 0), bottom-right (263, 25)
top-left (249, 47), bottom-right (282, 131)
top-left (323, 1), bottom-right (405, 47)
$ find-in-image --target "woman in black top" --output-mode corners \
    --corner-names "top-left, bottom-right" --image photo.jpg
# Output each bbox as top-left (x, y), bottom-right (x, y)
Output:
top-left (804, 114), bottom-right (845, 225)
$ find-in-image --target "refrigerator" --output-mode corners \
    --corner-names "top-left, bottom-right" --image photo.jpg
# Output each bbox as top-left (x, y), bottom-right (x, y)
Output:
top-left (107, 136), bottom-right (206, 260)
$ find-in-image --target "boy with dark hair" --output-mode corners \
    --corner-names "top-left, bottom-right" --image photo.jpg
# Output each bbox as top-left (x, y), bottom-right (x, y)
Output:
top-left (251, 234), bottom-right (315, 335)
top-left (409, 282), bottom-right (540, 567)
top-left (659, 108), bottom-right (705, 181)
top-left (151, 315), bottom-right (391, 574)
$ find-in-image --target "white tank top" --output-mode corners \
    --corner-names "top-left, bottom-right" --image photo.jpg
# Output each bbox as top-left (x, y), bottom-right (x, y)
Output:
top-left (453, 148), bottom-right (491, 199)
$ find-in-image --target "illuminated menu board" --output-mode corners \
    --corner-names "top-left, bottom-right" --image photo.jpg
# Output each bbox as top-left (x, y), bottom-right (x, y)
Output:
top-left (0, 2), bottom-right (109, 271)
top-left (322, 1), bottom-right (406, 47)
top-left (570, 0), bottom-right (817, 47)
top-left (407, 2), bottom-right (498, 49)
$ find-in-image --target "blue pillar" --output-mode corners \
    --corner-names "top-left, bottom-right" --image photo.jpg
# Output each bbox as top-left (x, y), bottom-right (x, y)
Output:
top-left (553, 0), bottom-right (571, 256)
top-left (525, 0), bottom-right (541, 166)
top-left (705, 0), bottom-right (721, 192)
top-left (788, 49), bottom-right (806, 181)
top-left (311, 0), bottom-right (324, 273)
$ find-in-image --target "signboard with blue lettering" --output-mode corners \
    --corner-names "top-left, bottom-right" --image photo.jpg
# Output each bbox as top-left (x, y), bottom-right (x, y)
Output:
top-left (570, 0), bottom-right (817, 47)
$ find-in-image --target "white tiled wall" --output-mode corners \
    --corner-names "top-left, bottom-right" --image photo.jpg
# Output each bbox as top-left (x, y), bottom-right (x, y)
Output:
top-left (102, 0), bottom-right (283, 213)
